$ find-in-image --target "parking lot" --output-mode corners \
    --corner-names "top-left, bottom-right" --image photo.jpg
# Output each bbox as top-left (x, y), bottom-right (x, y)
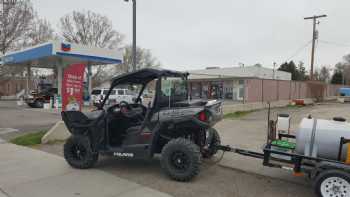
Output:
top-left (1, 100), bottom-right (350, 197)
top-left (0, 101), bottom-right (60, 140)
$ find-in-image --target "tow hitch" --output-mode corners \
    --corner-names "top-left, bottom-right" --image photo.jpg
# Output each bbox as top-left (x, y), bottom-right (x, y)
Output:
top-left (215, 145), bottom-right (265, 159)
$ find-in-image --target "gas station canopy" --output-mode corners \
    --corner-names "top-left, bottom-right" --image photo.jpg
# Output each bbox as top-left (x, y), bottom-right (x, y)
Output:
top-left (1, 40), bottom-right (123, 67)
top-left (0, 40), bottom-right (123, 96)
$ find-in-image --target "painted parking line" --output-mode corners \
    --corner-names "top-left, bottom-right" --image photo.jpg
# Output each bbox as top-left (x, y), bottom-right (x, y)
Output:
top-left (0, 128), bottom-right (19, 135)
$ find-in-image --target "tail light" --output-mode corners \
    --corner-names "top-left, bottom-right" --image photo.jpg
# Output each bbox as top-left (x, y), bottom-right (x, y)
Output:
top-left (199, 111), bottom-right (207, 122)
top-left (197, 111), bottom-right (209, 122)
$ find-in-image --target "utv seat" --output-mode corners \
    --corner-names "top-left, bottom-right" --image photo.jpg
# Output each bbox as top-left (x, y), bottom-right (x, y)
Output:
top-left (125, 125), bottom-right (142, 135)
top-left (61, 110), bottom-right (104, 129)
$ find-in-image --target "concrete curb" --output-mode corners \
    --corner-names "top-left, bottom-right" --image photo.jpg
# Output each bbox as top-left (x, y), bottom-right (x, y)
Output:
top-left (41, 121), bottom-right (71, 144)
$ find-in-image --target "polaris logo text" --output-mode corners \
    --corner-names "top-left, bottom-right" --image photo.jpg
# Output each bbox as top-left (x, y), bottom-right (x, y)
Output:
top-left (113, 152), bottom-right (134, 157)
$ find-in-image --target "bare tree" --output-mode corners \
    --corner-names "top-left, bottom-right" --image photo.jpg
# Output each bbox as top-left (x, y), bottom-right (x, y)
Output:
top-left (342, 54), bottom-right (350, 85)
top-left (59, 10), bottom-right (124, 49)
top-left (120, 45), bottom-right (161, 73)
top-left (24, 17), bottom-right (55, 47)
top-left (0, 0), bottom-right (34, 54)
top-left (59, 10), bottom-right (124, 84)
top-left (0, 0), bottom-right (35, 78)
top-left (319, 66), bottom-right (331, 82)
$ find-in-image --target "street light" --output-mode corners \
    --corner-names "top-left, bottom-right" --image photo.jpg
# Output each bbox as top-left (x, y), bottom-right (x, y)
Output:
top-left (124, 0), bottom-right (137, 72)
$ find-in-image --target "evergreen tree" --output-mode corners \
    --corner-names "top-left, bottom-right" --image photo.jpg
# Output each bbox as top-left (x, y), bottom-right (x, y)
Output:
top-left (331, 71), bottom-right (344, 84)
top-left (278, 61), bottom-right (298, 80)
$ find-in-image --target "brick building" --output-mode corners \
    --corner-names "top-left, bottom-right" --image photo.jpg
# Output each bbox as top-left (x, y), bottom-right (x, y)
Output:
top-left (0, 78), bottom-right (35, 97)
top-left (188, 66), bottom-right (291, 101)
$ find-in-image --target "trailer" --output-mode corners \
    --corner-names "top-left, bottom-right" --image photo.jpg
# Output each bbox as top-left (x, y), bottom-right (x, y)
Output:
top-left (216, 105), bottom-right (350, 197)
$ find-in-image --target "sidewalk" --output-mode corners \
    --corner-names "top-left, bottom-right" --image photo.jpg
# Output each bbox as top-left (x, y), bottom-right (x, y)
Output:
top-left (0, 143), bottom-right (172, 197)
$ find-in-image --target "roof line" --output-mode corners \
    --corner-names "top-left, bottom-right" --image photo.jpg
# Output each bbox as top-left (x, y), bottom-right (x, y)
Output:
top-left (2, 41), bottom-right (53, 56)
top-left (55, 52), bottom-right (122, 64)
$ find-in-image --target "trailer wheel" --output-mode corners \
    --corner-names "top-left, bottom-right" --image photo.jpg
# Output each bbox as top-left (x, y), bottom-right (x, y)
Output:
top-left (161, 138), bottom-right (201, 182)
top-left (314, 170), bottom-right (350, 197)
top-left (64, 135), bottom-right (98, 169)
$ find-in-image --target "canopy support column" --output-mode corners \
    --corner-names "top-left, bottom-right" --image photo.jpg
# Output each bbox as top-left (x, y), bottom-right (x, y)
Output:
top-left (57, 64), bottom-right (63, 96)
top-left (87, 63), bottom-right (92, 100)
top-left (26, 65), bottom-right (31, 95)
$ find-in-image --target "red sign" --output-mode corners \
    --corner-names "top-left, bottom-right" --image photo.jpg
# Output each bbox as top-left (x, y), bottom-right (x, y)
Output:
top-left (62, 64), bottom-right (86, 111)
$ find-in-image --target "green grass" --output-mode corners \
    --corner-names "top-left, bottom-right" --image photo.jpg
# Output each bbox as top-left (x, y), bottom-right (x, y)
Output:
top-left (224, 110), bottom-right (254, 119)
top-left (10, 131), bottom-right (47, 146)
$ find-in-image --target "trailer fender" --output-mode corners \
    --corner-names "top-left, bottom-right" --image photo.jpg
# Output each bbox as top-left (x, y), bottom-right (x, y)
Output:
top-left (311, 161), bottom-right (350, 180)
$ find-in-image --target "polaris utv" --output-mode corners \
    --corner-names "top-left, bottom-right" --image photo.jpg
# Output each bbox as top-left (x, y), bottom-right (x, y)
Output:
top-left (62, 68), bottom-right (223, 181)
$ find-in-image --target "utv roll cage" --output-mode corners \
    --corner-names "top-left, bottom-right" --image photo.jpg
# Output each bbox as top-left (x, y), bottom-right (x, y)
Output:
top-left (100, 68), bottom-right (189, 108)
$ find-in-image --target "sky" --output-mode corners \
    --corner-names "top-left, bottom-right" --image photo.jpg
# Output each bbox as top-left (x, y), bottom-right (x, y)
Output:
top-left (31, 0), bottom-right (350, 72)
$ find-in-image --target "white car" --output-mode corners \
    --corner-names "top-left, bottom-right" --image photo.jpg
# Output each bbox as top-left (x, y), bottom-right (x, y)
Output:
top-left (91, 88), bottom-right (138, 105)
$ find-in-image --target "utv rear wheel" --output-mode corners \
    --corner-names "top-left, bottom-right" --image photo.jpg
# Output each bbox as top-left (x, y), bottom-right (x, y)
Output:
top-left (161, 138), bottom-right (201, 182)
top-left (64, 136), bottom-right (98, 169)
top-left (203, 128), bottom-right (221, 158)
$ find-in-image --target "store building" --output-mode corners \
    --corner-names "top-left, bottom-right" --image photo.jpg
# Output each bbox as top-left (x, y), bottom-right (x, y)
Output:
top-left (188, 66), bottom-right (291, 101)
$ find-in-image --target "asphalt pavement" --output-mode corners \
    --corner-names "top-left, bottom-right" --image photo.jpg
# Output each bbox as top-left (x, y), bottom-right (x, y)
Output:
top-left (2, 100), bottom-right (349, 197)
top-left (0, 100), bottom-right (60, 140)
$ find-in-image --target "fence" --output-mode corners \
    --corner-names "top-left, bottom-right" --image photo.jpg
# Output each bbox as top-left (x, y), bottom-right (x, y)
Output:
top-left (244, 79), bottom-right (346, 103)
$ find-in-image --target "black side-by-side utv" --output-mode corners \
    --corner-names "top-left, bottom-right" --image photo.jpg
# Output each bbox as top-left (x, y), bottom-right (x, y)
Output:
top-left (61, 68), bottom-right (223, 181)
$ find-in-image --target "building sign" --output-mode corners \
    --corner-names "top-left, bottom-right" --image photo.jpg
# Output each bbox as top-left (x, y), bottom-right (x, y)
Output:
top-left (62, 64), bottom-right (86, 111)
top-left (61, 43), bottom-right (71, 52)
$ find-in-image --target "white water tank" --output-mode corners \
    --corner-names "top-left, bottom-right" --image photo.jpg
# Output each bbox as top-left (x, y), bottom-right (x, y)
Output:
top-left (296, 118), bottom-right (350, 161)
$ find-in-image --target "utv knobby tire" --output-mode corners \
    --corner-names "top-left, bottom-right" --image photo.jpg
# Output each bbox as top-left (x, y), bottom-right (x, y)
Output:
top-left (64, 135), bottom-right (98, 169)
top-left (161, 138), bottom-right (201, 182)
top-left (203, 128), bottom-right (221, 159)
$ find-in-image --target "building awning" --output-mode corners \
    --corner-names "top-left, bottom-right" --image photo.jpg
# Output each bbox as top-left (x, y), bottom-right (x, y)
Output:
top-left (1, 40), bottom-right (123, 68)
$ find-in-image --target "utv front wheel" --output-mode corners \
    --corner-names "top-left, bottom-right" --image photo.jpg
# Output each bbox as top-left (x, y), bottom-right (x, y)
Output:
top-left (161, 138), bottom-right (201, 182)
top-left (64, 136), bottom-right (98, 169)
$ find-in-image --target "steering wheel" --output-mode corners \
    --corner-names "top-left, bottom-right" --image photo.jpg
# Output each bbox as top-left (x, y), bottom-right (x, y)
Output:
top-left (119, 101), bottom-right (132, 114)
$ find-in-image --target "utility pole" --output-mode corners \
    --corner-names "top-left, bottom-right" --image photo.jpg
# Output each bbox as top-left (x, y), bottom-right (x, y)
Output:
top-left (304, 14), bottom-right (327, 80)
top-left (273, 62), bottom-right (276, 80)
top-left (124, 0), bottom-right (137, 72)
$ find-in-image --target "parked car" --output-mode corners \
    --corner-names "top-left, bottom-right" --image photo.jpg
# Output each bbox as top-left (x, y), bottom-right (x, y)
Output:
top-left (25, 85), bottom-right (57, 108)
top-left (91, 88), bottom-right (138, 105)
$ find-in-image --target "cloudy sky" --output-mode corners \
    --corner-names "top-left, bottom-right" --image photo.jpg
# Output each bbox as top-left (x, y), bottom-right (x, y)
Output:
top-left (31, 0), bottom-right (350, 71)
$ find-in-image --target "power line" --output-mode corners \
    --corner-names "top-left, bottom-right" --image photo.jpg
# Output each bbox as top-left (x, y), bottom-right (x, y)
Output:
top-left (281, 40), bottom-right (312, 63)
top-left (318, 40), bottom-right (350, 48)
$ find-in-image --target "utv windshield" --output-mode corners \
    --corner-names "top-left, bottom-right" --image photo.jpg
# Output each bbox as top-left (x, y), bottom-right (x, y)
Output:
top-left (160, 77), bottom-right (188, 107)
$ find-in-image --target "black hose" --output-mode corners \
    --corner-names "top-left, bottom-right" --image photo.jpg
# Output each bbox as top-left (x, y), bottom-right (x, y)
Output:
top-left (202, 150), bottom-right (226, 166)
